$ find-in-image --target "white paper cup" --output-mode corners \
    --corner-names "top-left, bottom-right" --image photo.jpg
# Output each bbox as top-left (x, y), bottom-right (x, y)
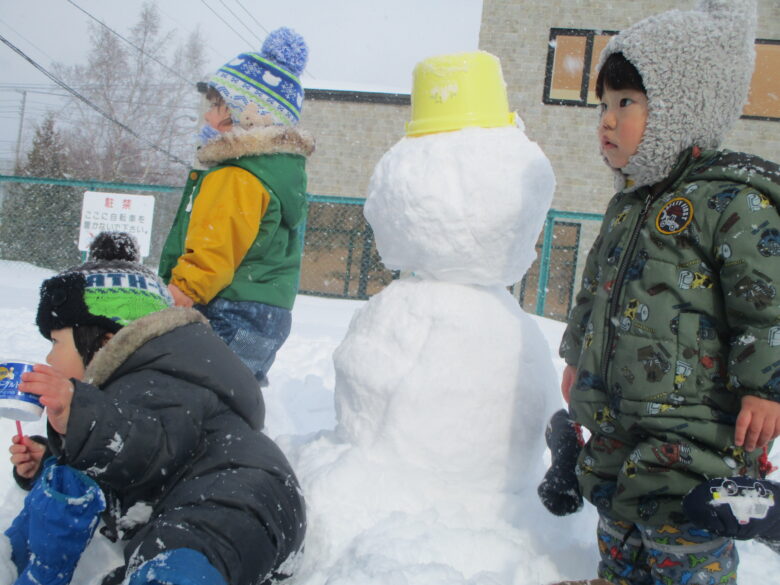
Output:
top-left (0, 361), bottom-right (42, 421)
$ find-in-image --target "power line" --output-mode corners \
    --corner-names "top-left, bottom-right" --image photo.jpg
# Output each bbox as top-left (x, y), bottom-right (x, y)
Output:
top-left (65, 0), bottom-right (194, 85)
top-left (229, 1), bottom-right (317, 80)
top-left (0, 82), bottom-right (188, 90)
top-left (217, 0), bottom-right (263, 45)
top-left (0, 18), bottom-right (59, 65)
top-left (233, 0), bottom-right (270, 36)
top-left (200, 0), bottom-right (253, 47)
top-left (155, 5), bottom-right (223, 62)
top-left (0, 33), bottom-right (189, 168)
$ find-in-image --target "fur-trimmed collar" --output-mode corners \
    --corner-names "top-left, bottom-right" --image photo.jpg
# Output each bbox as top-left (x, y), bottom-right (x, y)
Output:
top-left (84, 308), bottom-right (209, 386)
top-left (196, 125), bottom-right (315, 168)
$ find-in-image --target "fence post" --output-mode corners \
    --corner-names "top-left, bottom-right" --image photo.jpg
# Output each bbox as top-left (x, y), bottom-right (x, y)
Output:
top-left (535, 212), bottom-right (556, 316)
top-left (357, 226), bottom-right (374, 299)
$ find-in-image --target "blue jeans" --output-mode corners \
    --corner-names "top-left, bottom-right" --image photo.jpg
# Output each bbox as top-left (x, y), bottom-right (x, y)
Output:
top-left (196, 298), bottom-right (291, 384)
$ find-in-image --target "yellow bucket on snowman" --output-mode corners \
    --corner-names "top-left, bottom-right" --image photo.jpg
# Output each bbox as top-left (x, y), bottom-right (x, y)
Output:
top-left (405, 51), bottom-right (517, 137)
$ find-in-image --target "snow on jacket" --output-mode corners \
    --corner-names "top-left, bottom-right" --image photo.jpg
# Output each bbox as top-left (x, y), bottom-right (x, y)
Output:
top-left (158, 125), bottom-right (314, 309)
top-left (559, 148), bottom-right (780, 526)
top-left (46, 307), bottom-right (306, 581)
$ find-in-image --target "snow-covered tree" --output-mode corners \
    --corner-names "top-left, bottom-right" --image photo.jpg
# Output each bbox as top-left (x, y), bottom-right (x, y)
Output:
top-left (0, 114), bottom-right (81, 269)
top-left (56, 3), bottom-right (206, 186)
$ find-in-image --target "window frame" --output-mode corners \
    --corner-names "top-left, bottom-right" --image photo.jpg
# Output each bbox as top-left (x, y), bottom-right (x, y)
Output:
top-left (542, 28), bottom-right (617, 108)
top-left (543, 27), bottom-right (780, 122)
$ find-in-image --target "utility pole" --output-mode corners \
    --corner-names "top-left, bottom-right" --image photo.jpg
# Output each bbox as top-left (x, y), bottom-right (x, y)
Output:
top-left (14, 90), bottom-right (27, 172)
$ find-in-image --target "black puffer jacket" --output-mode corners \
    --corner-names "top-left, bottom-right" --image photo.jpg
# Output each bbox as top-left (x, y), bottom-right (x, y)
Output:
top-left (47, 307), bottom-right (305, 584)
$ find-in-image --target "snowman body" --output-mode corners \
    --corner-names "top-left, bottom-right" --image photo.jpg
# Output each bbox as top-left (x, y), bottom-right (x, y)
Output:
top-left (334, 124), bottom-right (558, 499)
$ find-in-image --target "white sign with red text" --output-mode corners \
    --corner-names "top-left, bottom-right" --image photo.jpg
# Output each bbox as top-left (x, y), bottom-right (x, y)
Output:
top-left (78, 191), bottom-right (155, 257)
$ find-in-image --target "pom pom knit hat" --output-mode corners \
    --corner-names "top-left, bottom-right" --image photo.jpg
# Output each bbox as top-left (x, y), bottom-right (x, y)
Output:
top-left (36, 232), bottom-right (173, 339)
top-left (599, 0), bottom-right (757, 192)
top-left (204, 27), bottom-right (309, 127)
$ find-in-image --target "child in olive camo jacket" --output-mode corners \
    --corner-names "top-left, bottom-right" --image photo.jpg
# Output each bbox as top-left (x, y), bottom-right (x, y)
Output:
top-left (557, 1), bottom-right (780, 583)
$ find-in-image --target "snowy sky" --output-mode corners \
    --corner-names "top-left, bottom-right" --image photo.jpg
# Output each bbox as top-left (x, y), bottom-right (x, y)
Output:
top-left (0, 0), bottom-right (483, 170)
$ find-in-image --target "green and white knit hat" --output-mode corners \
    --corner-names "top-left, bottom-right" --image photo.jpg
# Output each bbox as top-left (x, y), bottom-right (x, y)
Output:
top-left (205, 27), bottom-right (308, 128)
top-left (36, 232), bottom-right (173, 339)
top-left (599, 0), bottom-right (757, 192)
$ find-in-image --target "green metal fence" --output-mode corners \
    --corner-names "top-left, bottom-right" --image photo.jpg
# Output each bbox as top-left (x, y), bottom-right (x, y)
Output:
top-left (0, 174), bottom-right (604, 320)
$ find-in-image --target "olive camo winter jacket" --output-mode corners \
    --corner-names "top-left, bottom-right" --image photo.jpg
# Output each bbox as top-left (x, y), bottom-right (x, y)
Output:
top-left (559, 148), bottom-right (780, 526)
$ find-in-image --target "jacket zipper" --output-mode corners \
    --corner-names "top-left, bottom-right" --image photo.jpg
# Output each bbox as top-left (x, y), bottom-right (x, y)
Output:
top-left (600, 190), bottom-right (656, 387)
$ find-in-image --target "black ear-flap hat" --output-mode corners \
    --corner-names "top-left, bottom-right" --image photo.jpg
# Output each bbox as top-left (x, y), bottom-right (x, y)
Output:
top-left (35, 232), bottom-right (173, 340)
top-left (36, 272), bottom-right (124, 340)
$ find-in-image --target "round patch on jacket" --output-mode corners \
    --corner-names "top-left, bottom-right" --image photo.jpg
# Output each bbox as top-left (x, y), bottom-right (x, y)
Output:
top-left (656, 197), bottom-right (694, 235)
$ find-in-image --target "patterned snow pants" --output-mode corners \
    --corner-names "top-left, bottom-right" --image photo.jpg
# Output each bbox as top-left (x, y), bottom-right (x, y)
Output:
top-left (596, 514), bottom-right (739, 585)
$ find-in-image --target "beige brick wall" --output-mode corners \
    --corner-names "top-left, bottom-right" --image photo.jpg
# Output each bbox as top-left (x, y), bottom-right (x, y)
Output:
top-left (298, 1), bottom-right (778, 209)
top-left (299, 94), bottom-right (409, 198)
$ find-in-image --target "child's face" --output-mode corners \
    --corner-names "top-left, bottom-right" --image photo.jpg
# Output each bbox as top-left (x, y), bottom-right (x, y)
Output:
top-left (598, 85), bottom-right (648, 170)
top-left (47, 328), bottom-right (85, 380)
top-left (204, 100), bottom-right (233, 133)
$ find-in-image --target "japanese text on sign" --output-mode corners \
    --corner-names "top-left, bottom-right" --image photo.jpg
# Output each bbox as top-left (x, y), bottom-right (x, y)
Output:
top-left (78, 192), bottom-right (156, 257)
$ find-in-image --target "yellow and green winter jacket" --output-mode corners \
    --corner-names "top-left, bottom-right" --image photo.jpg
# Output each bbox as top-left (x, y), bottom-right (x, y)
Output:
top-left (159, 126), bottom-right (314, 310)
top-left (560, 148), bottom-right (780, 526)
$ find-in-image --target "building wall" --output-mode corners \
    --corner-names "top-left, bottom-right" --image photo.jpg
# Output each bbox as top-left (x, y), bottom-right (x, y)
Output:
top-left (299, 91), bottom-right (410, 198)
top-left (479, 0), bottom-right (780, 216)
top-left (299, 1), bottom-right (778, 208)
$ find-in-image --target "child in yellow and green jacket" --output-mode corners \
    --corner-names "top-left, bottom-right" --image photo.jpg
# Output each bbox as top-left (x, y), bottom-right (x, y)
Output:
top-left (159, 28), bottom-right (314, 385)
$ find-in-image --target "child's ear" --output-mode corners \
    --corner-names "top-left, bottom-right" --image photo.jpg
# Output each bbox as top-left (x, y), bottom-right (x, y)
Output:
top-left (101, 332), bottom-right (114, 347)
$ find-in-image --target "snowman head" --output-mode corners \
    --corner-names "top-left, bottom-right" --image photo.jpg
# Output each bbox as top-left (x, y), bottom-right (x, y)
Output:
top-left (365, 127), bottom-right (555, 285)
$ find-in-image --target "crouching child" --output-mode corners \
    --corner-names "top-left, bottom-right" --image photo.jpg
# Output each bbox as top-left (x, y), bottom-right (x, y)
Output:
top-left (7, 232), bottom-right (305, 585)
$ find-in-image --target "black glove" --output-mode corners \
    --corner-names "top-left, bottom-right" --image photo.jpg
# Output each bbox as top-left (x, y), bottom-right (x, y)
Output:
top-left (683, 476), bottom-right (780, 541)
top-left (537, 409), bottom-right (583, 516)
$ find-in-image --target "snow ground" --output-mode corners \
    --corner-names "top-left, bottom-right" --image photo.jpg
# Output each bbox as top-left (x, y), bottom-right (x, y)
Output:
top-left (0, 259), bottom-right (777, 584)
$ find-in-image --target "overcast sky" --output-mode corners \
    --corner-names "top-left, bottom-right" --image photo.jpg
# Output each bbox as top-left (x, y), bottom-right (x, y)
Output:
top-left (0, 0), bottom-right (483, 171)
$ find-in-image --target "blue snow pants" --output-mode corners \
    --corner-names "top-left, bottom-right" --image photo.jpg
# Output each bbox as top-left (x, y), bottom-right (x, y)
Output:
top-left (127, 548), bottom-right (227, 585)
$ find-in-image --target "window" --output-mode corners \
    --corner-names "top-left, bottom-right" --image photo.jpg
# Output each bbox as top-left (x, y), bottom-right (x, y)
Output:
top-left (543, 28), bottom-right (616, 107)
top-left (745, 40), bottom-right (780, 121)
top-left (543, 28), bottom-right (780, 121)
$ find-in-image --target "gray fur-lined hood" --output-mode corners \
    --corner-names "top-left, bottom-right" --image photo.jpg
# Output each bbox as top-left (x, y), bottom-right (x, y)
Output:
top-left (196, 124), bottom-right (315, 168)
top-left (84, 307), bottom-right (263, 429)
top-left (600, 0), bottom-right (757, 192)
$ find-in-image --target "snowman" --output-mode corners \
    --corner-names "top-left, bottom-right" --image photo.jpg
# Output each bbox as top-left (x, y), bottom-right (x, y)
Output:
top-left (293, 51), bottom-right (561, 584)
top-left (336, 50), bottom-right (557, 492)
